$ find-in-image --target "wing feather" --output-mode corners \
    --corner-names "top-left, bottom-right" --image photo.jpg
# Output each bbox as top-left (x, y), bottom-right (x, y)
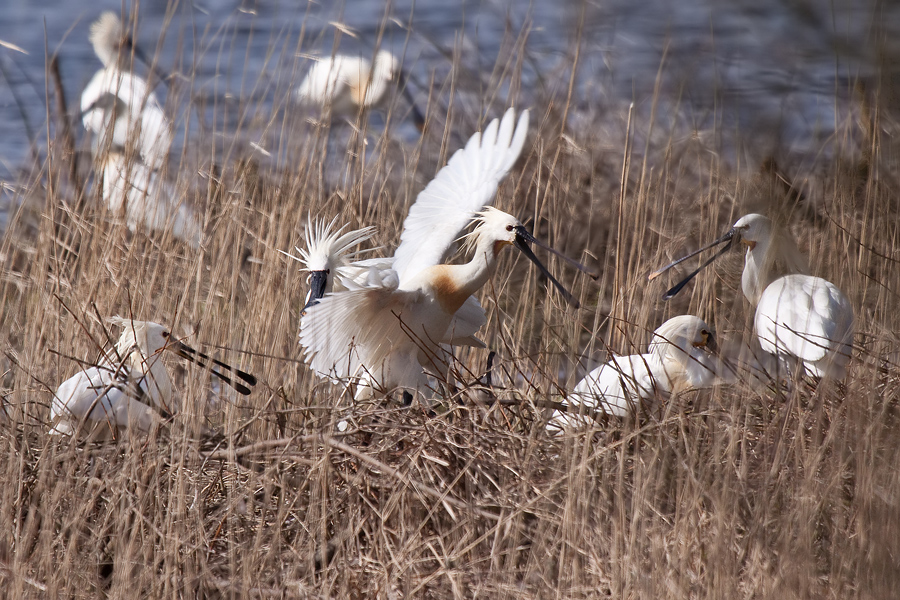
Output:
top-left (82, 68), bottom-right (171, 170)
top-left (756, 274), bottom-right (853, 376)
top-left (299, 281), bottom-right (421, 384)
top-left (392, 108), bottom-right (530, 285)
top-left (50, 366), bottom-right (160, 435)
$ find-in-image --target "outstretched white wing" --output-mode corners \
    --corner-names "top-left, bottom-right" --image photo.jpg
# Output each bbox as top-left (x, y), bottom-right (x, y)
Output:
top-left (299, 276), bottom-right (423, 385)
top-left (392, 107), bottom-right (530, 286)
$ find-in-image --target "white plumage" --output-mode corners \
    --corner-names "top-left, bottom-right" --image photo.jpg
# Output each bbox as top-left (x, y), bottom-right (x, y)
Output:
top-left (100, 152), bottom-right (201, 248)
top-left (300, 109), bottom-right (559, 399)
top-left (50, 319), bottom-right (180, 436)
top-left (734, 215), bottom-right (854, 379)
top-left (652, 213), bottom-right (854, 379)
top-left (50, 318), bottom-right (256, 437)
top-left (391, 109), bottom-right (530, 286)
top-left (295, 50), bottom-right (400, 117)
top-left (81, 12), bottom-right (172, 171)
top-left (549, 315), bottom-right (730, 430)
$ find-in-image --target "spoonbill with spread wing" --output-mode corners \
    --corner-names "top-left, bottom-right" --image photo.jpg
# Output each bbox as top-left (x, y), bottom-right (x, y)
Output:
top-left (299, 108), bottom-right (596, 399)
top-left (650, 214), bottom-right (854, 379)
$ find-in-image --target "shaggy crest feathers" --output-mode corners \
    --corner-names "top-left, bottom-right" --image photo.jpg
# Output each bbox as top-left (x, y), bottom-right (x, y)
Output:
top-left (90, 12), bottom-right (125, 68)
top-left (292, 216), bottom-right (377, 272)
top-left (460, 207), bottom-right (518, 254)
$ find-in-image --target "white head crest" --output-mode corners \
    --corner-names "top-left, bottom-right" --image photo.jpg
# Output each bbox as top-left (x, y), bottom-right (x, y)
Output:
top-left (292, 216), bottom-right (376, 272)
top-left (90, 12), bottom-right (125, 68)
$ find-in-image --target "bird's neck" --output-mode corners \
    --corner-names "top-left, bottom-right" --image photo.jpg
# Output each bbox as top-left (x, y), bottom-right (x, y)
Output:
top-left (430, 237), bottom-right (504, 315)
top-left (742, 226), bottom-right (811, 305)
top-left (117, 344), bottom-right (176, 412)
top-left (741, 243), bottom-right (770, 305)
top-left (459, 236), bottom-right (506, 295)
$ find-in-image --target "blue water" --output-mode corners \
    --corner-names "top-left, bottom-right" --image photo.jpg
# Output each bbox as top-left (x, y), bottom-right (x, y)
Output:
top-left (0, 0), bottom-right (892, 183)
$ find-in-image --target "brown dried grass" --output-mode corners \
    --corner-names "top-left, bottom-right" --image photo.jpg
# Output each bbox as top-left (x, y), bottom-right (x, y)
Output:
top-left (1, 6), bottom-right (899, 599)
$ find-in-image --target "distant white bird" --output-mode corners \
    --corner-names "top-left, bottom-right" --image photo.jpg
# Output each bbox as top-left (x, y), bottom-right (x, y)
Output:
top-left (295, 49), bottom-right (423, 127)
top-left (549, 315), bottom-right (731, 430)
top-left (651, 213), bottom-right (854, 379)
top-left (81, 12), bottom-right (172, 171)
top-left (299, 108), bottom-right (594, 399)
top-left (50, 318), bottom-right (256, 437)
top-left (101, 151), bottom-right (202, 247)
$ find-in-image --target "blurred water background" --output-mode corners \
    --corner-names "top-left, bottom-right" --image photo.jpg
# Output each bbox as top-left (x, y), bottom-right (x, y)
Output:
top-left (0, 0), bottom-right (895, 183)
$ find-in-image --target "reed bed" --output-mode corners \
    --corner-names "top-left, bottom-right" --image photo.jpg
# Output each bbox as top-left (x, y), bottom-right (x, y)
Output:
top-left (1, 5), bottom-right (898, 598)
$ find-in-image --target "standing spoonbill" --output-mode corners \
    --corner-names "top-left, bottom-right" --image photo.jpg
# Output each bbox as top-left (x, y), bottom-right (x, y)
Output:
top-left (299, 108), bottom-right (596, 399)
top-left (50, 318), bottom-right (257, 436)
top-left (650, 214), bottom-right (854, 379)
top-left (549, 315), bottom-right (732, 430)
top-left (294, 50), bottom-right (424, 128)
top-left (81, 11), bottom-right (172, 171)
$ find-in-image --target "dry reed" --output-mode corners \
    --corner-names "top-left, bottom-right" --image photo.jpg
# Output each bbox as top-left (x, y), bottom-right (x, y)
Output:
top-left (1, 4), bottom-right (899, 599)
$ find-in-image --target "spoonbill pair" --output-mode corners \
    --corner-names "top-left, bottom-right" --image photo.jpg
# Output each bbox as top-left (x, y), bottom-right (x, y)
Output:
top-left (50, 319), bottom-right (256, 437)
top-left (295, 50), bottom-right (424, 128)
top-left (296, 108), bottom-right (596, 399)
top-left (549, 315), bottom-right (732, 430)
top-left (652, 214), bottom-right (854, 379)
top-left (81, 13), bottom-right (201, 247)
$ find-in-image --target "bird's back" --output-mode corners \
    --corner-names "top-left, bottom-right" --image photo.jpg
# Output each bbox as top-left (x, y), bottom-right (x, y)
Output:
top-left (755, 273), bottom-right (853, 378)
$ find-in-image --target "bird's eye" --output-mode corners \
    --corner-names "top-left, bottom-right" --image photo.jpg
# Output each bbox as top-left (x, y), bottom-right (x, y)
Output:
top-left (161, 331), bottom-right (170, 338)
top-left (701, 329), bottom-right (709, 336)
top-left (325, 269), bottom-right (331, 275)
top-left (506, 224), bottom-right (514, 232)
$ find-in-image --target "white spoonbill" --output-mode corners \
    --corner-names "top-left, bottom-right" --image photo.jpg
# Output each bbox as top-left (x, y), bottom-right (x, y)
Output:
top-left (295, 50), bottom-right (424, 127)
top-left (299, 108), bottom-right (596, 399)
top-left (287, 216), bottom-right (486, 347)
top-left (81, 12), bottom-right (172, 171)
top-left (549, 315), bottom-right (731, 430)
top-left (651, 214), bottom-right (854, 379)
top-left (50, 318), bottom-right (256, 436)
top-left (100, 151), bottom-right (202, 247)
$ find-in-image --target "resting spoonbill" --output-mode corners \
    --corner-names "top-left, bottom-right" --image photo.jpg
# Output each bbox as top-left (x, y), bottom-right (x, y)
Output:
top-left (81, 12), bottom-right (172, 171)
top-left (299, 108), bottom-right (595, 399)
top-left (101, 151), bottom-right (202, 247)
top-left (295, 50), bottom-right (424, 127)
top-left (549, 315), bottom-right (731, 430)
top-left (50, 318), bottom-right (256, 436)
top-left (651, 214), bottom-right (854, 379)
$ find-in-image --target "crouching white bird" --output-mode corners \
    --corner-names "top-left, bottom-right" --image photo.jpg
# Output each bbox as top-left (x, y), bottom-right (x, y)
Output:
top-left (81, 11), bottom-right (172, 171)
top-left (299, 108), bottom-right (596, 399)
top-left (50, 318), bottom-right (257, 437)
top-left (549, 315), bottom-right (731, 430)
top-left (651, 213), bottom-right (854, 379)
top-left (295, 49), bottom-right (424, 127)
top-left (101, 151), bottom-right (202, 247)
